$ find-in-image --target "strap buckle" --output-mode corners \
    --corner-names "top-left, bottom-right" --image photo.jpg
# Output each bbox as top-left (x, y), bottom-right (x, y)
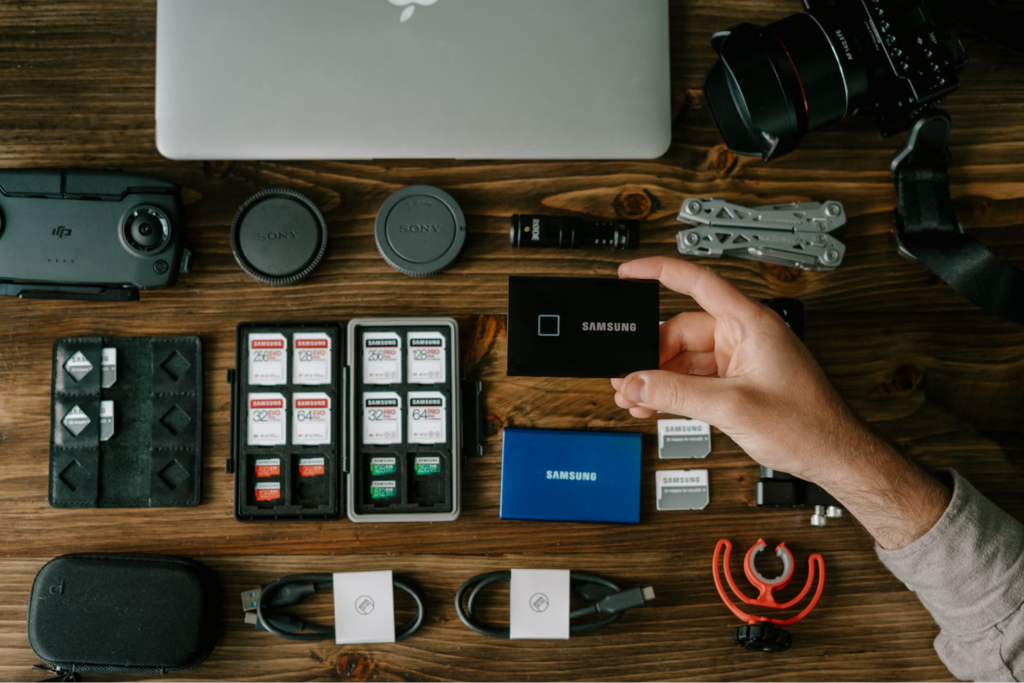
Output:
top-left (890, 111), bottom-right (964, 262)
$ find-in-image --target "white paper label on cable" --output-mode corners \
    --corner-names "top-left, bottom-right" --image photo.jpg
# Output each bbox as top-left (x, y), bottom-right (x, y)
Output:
top-left (658, 419), bottom-right (712, 459)
top-left (509, 569), bottom-right (570, 640)
top-left (332, 570), bottom-right (396, 645)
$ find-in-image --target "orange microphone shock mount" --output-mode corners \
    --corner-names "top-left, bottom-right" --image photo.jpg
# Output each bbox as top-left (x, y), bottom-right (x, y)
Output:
top-left (712, 538), bottom-right (825, 652)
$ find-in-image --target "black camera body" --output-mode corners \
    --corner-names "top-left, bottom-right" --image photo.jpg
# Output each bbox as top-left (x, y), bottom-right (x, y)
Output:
top-left (704, 0), bottom-right (968, 160)
top-left (0, 169), bottom-right (189, 301)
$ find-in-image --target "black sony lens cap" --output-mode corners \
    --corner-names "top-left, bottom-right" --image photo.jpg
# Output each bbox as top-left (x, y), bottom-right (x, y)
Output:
top-left (375, 185), bottom-right (466, 277)
top-left (231, 188), bottom-right (327, 286)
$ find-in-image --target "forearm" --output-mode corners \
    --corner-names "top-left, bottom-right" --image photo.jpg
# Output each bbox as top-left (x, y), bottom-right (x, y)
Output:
top-left (811, 413), bottom-right (951, 550)
top-left (876, 471), bottom-right (1024, 682)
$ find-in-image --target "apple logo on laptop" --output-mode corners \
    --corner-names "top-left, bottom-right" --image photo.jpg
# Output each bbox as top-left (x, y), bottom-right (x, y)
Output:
top-left (389, 0), bottom-right (437, 23)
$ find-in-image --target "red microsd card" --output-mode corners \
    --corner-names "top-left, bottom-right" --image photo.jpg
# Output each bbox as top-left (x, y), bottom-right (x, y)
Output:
top-left (298, 457), bottom-right (325, 478)
top-left (255, 482), bottom-right (281, 502)
top-left (254, 458), bottom-right (281, 478)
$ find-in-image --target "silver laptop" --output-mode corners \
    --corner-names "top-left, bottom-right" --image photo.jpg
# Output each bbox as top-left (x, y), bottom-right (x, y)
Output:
top-left (156, 0), bottom-right (671, 160)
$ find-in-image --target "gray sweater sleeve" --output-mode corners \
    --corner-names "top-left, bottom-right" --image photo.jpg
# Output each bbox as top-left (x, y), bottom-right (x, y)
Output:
top-left (876, 469), bottom-right (1024, 682)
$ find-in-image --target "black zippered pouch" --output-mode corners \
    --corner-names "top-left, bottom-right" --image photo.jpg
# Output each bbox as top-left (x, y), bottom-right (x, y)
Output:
top-left (27, 554), bottom-right (220, 678)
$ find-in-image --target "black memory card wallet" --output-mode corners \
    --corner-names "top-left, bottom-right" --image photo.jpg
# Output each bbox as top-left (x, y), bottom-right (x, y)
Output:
top-left (27, 553), bottom-right (220, 676)
top-left (49, 336), bottom-right (202, 508)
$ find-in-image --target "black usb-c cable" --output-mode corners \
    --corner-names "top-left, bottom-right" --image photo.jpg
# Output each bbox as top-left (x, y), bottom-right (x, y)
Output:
top-left (455, 570), bottom-right (655, 638)
top-left (242, 573), bottom-right (426, 642)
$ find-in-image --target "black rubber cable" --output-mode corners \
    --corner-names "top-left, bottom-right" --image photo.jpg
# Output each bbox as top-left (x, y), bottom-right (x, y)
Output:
top-left (455, 570), bottom-right (652, 638)
top-left (255, 572), bottom-right (426, 642)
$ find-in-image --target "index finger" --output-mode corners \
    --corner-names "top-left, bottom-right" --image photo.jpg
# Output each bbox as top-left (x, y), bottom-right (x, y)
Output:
top-left (619, 256), bottom-right (759, 319)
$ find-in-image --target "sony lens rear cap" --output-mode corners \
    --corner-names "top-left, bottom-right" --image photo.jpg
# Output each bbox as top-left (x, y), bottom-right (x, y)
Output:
top-left (375, 185), bottom-right (466, 277)
top-left (231, 188), bottom-right (327, 286)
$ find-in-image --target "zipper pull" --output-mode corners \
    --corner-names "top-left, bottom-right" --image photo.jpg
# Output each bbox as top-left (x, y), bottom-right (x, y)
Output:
top-left (31, 664), bottom-right (79, 682)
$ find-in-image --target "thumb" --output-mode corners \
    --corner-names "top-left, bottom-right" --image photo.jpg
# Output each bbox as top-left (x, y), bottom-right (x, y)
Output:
top-left (618, 370), bottom-right (734, 425)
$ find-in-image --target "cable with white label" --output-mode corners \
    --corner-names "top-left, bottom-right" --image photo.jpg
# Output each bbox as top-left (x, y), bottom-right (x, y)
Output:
top-left (242, 573), bottom-right (426, 642)
top-left (455, 570), bottom-right (655, 638)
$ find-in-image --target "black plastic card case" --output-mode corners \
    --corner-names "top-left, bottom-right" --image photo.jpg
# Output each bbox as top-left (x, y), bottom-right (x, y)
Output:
top-left (49, 336), bottom-right (203, 508)
top-left (228, 322), bottom-right (345, 521)
top-left (27, 553), bottom-right (220, 677)
top-left (228, 318), bottom-right (483, 523)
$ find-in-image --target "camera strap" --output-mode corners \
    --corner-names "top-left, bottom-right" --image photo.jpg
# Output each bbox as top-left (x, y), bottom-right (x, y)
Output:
top-left (892, 111), bottom-right (1024, 326)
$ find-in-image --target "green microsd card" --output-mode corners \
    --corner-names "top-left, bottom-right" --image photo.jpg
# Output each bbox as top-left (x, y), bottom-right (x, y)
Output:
top-left (370, 481), bottom-right (396, 500)
top-left (369, 456), bottom-right (397, 476)
top-left (414, 456), bottom-right (441, 476)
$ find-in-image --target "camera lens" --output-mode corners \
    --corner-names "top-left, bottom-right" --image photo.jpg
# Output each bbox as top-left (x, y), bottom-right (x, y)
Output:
top-left (704, 6), bottom-right (871, 160)
top-left (123, 206), bottom-right (172, 254)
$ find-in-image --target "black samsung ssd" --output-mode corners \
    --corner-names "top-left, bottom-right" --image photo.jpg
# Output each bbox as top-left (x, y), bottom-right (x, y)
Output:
top-left (506, 276), bottom-right (660, 378)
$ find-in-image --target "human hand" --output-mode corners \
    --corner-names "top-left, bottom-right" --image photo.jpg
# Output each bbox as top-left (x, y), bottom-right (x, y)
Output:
top-left (610, 256), bottom-right (871, 487)
top-left (611, 256), bottom-right (950, 549)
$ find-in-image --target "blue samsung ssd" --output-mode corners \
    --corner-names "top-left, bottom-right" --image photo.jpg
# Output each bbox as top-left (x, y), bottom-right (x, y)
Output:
top-left (500, 428), bottom-right (641, 524)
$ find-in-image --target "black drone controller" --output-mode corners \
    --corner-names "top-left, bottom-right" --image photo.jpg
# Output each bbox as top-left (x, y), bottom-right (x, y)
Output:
top-left (0, 169), bottom-right (189, 301)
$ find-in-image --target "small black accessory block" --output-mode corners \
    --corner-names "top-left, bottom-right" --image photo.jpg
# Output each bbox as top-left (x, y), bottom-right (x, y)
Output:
top-left (0, 168), bottom-right (190, 301)
top-left (231, 188), bottom-right (328, 286)
top-left (49, 336), bottom-right (203, 508)
top-left (506, 276), bottom-right (660, 378)
top-left (734, 623), bottom-right (792, 653)
top-left (28, 553), bottom-right (220, 677)
top-left (375, 185), bottom-right (466, 277)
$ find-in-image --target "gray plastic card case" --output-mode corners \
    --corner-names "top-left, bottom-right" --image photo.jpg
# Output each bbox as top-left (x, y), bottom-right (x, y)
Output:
top-left (347, 318), bottom-right (461, 523)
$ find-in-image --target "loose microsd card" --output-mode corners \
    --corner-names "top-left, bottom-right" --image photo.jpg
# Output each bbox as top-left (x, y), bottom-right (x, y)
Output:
top-left (254, 458), bottom-right (281, 479)
top-left (363, 392), bottom-right (402, 445)
top-left (293, 393), bottom-right (331, 446)
top-left (370, 480), bottom-right (397, 500)
top-left (255, 481), bottom-right (281, 503)
top-left (248, 393), bottom-right (287, 446)
top-left (249, 333), bottom-right (288, 386)
top-left (408, 332), bottom-right (446, 384)
top-left (370, 456), bottom-right (397, 476)
top-left (62, 405), bottom-right (91, 436)
top-left (99, 400), bottom-right (114, 442)
top-left (298, 457), bottom-right (325, 478)
top-left (294, 332), bottom-right (332, 385)
top-left (363, 332), bottom-right (402, 385)
top-left (101, 347), bottom-right (117, 388)
top-left (408, 392), bottom-right (446, 444)
top-left (64, 351), bottom-right (94, 382)
top-left (414, 456), bottom-right (441, 476)
top-left (658, 419), bottom-right (712, 459)
top-left (656, 469), bottom-right (710, 511)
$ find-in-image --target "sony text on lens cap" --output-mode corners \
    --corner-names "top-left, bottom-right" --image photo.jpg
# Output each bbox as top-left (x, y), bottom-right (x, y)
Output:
top-left (231, 188), bottom-right (328, 287)
top-left (374, 186), bottom-right (466, 277)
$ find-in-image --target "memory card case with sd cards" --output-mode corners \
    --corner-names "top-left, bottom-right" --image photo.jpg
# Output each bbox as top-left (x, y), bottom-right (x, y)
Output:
top-left (49, 337), bottom-right (203, 508)
top-left (227, 318), bottom-right (484, 523)
top-left (28, 553), bottom-right (220, 677)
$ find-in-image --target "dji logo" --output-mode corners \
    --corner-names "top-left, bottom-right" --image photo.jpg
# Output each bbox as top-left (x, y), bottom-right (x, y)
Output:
top-left (389, 0), bottom-right (437, 23)
top-left (354, 595), bottom-right (376, 615)
top-left (52, 226), bottom-right (72, 238)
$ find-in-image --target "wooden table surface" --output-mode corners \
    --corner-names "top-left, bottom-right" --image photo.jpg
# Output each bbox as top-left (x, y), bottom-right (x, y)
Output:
top-left (2, 1), bottom-right (1023, 681)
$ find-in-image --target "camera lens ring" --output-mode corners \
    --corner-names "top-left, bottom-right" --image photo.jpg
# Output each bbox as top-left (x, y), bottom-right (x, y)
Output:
top-left (122, 205), bottom-right (172, 254)
top-left (704, 7), bottom-right (868, 160)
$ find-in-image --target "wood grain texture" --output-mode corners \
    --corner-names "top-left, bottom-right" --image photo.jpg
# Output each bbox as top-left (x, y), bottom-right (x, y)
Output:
top-left (1, 0), bottom-right (1023, 680)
